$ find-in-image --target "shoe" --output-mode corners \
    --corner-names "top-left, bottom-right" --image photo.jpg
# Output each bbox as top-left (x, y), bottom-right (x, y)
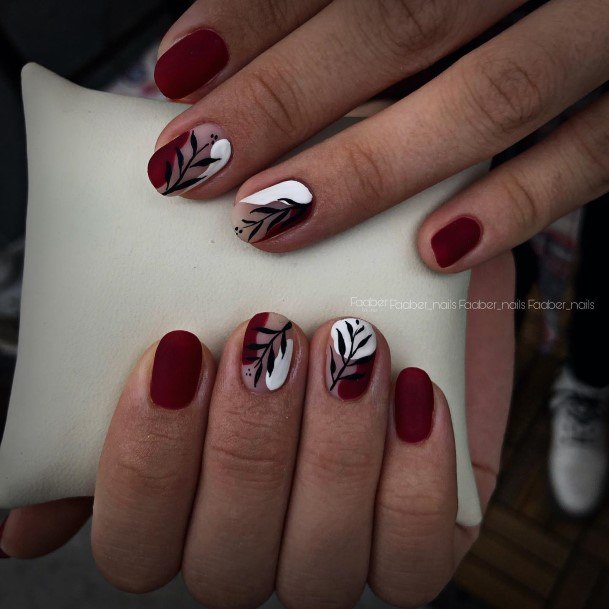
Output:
top-left (549, 367), bottom-right (609, 517)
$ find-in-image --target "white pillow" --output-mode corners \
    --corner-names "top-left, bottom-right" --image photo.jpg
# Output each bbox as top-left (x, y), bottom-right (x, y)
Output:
top-left (0, 64), bottom-right (488, 526)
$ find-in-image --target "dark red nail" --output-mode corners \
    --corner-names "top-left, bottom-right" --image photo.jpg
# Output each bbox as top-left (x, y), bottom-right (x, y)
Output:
top-left (431, 216), bottom-right (481, 268)
top-left (0, 517), bottom-right (9, 559)
top-left (395, 368), bottom-right (434, 443)
top-left (154, 28), bottom-right (229, 99)
top-left (150, 331), bottom-right (203, 410)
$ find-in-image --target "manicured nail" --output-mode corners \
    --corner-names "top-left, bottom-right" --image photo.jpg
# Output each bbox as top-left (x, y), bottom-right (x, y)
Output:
top-left (242, 312), bottom-right (294, 393)
top-left (326, 318), bottom-right (377, 400)
top-left (154, 28), bottom-right (229, 99)
top-left (0, 517), bottom-right (9, 559)
top-left (148, 124), bottom-right (232, 197)
top-left (394, 368), bottom-right (434, 443)
top-left (233, 180), bottom-right (313, 243)
top-left (150, 331), bottom-right (203, 409)
top-left (431, 216), bottom-right (482, 268)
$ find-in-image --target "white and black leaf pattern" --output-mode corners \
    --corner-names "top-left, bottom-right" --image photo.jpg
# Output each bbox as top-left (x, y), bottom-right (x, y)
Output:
top-left (162, 131), bottom-right (221, 195)
top-left (329, 319), bottom-right (377, 391)
top-left (247, 320), bottom-right (293, 388)
top-left (235, 199), bottom-right (309, 242)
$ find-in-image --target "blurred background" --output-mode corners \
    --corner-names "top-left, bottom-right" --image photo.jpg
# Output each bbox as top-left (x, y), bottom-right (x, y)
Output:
top-left (0, 1), bottom-right (607, 608)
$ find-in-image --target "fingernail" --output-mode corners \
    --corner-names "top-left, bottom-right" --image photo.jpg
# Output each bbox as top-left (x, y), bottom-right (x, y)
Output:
top-left (431, 216), bottom-right (482, 268)
top-left (154, 28), bottom-right (229, 100)
top-left (326, 318), bottom-right (377, 400)
top-left (150, 331), bottom-right (203, 409)
top-left (233, 180), bottom-right (313, 243)
top-left (242, 312), bottom-right (294, 393)
top-left (394, 368), bottom-right (434, 443)
top-left (148, 124), bottom-right (232, 197)
top-left (0, 517), bottom-right (9, 559)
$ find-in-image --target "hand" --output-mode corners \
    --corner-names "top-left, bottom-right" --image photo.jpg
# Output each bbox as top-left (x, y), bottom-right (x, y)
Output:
top-left (147, 0), bottom-right (609, 270)
top-left (0, 254), bottom-right (514, 608)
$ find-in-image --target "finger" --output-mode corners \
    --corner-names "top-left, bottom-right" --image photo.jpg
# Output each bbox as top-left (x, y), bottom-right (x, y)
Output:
top-left (154, 0), bottom-right (330, 100)
top-left (453, 253), bottom-right (515, 562)
top-left (0, 498), bottom-right (93, 559)
top-left (148, 0), bottom-right (524, 198)
top-left (277, 318), bottom-right (390, 609)
top-left (369, 370), bottom-right (457, 608)
top-left (233, 0), bottom-right (609, 252)
top-left (419, 91), bottom-right (609, 271)
top-left (92, 331), bottom-right (215, 593)
top-left (182, 313), bottom-right (308, 609)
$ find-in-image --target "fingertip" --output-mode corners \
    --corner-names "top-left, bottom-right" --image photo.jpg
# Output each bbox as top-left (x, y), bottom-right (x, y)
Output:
top-left (418, 214), bottom-right (483, 273)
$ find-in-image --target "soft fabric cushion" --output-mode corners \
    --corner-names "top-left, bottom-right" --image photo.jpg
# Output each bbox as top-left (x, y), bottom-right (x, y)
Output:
top-left (0, 64), bottom-right (488, 525)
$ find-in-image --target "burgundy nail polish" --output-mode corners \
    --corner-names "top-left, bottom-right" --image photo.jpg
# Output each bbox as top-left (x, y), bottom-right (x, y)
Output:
top-left (150, 331), bottom-right (203, 410)
top-left (394, 368), bottom-right (434, 443)
top-left (0, 518), bottom-right (9, 559)
top-left (431, 216), bottom-right (481, 268)
top-left (154, 28), bottom-right (229, 99)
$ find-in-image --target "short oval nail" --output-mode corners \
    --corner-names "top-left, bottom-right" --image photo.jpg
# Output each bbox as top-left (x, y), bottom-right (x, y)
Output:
top-left (154, 28), bottom-right (229, 100)
top-left (326, 318), bottom-right (377, 400)
top-left (431, 216), bottom-right (482, 268)
top-left (394, 367), bottom-right (434, 443)
top-left (150, 331), bottom-right (203, 409)
top-left (233, 180), bottom-right (313, 243)
top-left (148, 124), bottom-right (232, 196)
top-left (242, 312), bottom-right (294, 393)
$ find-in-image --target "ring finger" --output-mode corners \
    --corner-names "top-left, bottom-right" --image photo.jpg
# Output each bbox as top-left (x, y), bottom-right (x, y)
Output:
top-left (276, 318), bottom-right (390, 609)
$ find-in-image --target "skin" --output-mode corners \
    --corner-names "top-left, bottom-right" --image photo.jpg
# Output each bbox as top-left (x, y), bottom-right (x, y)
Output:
top-left (151, 0), bottom-right (609, 270)
top-left (0, 253), bottom-right (514, 608)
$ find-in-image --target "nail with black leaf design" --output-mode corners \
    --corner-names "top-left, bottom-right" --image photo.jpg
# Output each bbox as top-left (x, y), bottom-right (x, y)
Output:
top-left (232, 180), bottom-right (313, 243)
top-left (147, 123), bottom-right (232, 196)
top-left (242, 312), bottom-right (294, 393)
top-left (326, 318), bottom-right (377, 400)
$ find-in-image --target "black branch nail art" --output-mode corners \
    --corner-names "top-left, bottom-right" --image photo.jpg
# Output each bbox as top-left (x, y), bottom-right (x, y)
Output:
top-left (243, 319), bottom-right (293, 388)
top-left (148, 124), bottom-right (232, 196)
top-left (233, 180), bottom-right (314, 243)
top-left (327, 318), bottom-right (377, 399)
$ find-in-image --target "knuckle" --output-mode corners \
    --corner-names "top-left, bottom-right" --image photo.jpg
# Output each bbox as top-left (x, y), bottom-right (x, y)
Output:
top-left (302, 437), bottom-right (379, 490)
top-left (501, 170), bottom-right (548, 235)
top-left (358, 0), bottom-right (454, 66)
top-left (111, 431), bottom-right (191, 498)
top-left (207, 412), bottom-right (288, 491)
top-left (255, 0), bottom-right (293, 32)
top-left (568, 116), bottom-right (609, 187)
top-left (460, 50), bottom-right (554, 138)
top-left (239, 64), bottom-right (309, 141)
top-left (376, 487), bottom-right (450, 525)
top-left (339, 139), bottom-right (392, 214)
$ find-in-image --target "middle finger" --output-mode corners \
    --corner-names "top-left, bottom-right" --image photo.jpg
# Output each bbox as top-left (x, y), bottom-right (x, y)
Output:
top-left (148, 0), bottom-right (525, 198)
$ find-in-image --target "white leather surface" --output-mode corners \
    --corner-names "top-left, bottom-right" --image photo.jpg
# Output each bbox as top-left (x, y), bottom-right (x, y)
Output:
top-left (0, 64), bottom-right (488, 525)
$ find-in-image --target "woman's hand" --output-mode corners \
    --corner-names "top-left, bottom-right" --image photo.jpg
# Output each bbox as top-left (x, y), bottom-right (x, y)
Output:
top-left (146, 0), bottom-right (609, 272)
top-left (0, 254), bottom-right (514, 608)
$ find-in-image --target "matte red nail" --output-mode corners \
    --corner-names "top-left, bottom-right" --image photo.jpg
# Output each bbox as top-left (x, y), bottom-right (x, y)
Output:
top-left (154, 28), bottom-right (229, 99)
top-left (431, 216), bottom-right (481, 268)
top-left (0, 518), bottom-right (9, 559)
top-left (150, 331), bottom-right (203, 410)
top-left (395, 368), bottom-right (434, 443)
